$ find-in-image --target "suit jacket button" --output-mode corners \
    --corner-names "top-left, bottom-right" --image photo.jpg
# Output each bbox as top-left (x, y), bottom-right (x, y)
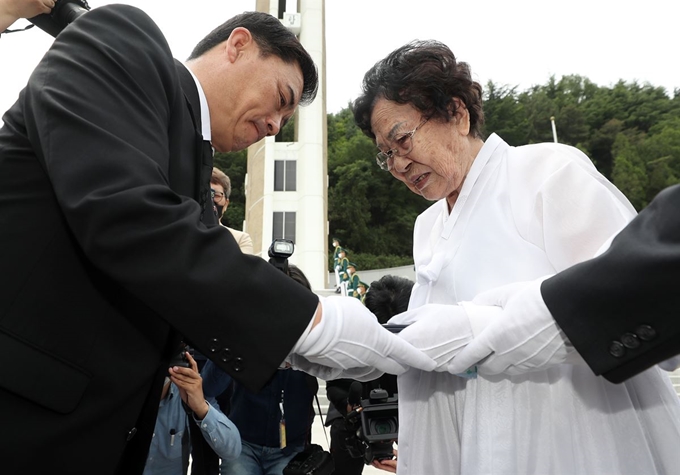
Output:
top-left (620, 333), bottom-right (640, 349)
top-left (233, 357), bottom-right (244, 372)
top-left (209, 338), bottom-right (221, 353)
top-left (635, 325), bottom-right (657, 341)
top-left (609, 341), bottom-right (626, 358)
top-left (126, 427), bottom-right (137, 441)
top-left (220, 348), bottom-right (232, 363)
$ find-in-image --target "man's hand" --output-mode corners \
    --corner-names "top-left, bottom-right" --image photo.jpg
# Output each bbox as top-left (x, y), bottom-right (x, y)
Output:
top-left (371, 449), bottom-right (397, 473)
top-left (448, 278), bottom-right (579, 376)
top-left (1, 0), bottom-right (54, 32)
top-left (293, 296), bottom-right (436, 377)
top-left (169, 352), bottom-right (209, 419)
top-left (393, 304), bottom-right (473, 371)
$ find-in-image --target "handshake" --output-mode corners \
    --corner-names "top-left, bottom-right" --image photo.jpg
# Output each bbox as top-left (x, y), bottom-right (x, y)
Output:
top-left (290, 278), bottom-right (579, 380)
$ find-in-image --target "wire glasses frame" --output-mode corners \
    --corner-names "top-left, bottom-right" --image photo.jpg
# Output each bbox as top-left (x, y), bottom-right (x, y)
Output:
top-left (375, 117), bottom-right (429, 171)
top-left (211, 189), bottom-right (225, 199)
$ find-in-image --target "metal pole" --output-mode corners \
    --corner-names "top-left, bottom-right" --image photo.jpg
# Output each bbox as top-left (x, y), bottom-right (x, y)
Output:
top-left (550, 116), bottom-right (558, 143)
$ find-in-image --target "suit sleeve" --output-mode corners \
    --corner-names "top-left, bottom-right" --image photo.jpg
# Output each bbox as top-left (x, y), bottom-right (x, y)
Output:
top-left (201, 361), bottom-right (233, 398)
top-left (21, 5), bottom-right (318, 391)
top-left (542, 184), bottom-right (680, 383)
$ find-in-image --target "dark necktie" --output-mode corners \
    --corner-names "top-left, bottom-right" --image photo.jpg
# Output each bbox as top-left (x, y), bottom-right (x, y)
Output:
top-left (203, 140), bottom-right (213, 161)
top-left (201, 140), bottom-right (218, 224)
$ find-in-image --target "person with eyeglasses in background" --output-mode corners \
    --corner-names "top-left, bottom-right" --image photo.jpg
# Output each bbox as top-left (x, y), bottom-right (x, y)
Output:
top-left (211, 167), bottom-right (253, 255)
top-left (352, 39), bottom-right (680, 475)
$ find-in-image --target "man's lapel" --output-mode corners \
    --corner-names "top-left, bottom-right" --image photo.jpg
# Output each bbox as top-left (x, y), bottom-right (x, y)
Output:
top-left (174, 60), bottom-right (218, 226)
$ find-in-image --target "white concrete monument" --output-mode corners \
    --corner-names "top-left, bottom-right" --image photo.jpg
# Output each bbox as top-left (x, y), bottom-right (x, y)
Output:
top-left (245, 0), bottom-right (329, 290)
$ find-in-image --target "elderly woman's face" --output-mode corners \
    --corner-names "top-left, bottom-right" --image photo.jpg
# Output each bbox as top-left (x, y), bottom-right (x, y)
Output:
top-left (370, 98), bottom-right (478, 207)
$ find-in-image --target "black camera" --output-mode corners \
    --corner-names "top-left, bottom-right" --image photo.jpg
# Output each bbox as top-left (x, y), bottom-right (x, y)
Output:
top-left (345, 388), bottom-right (399, 464)
top-left (168, 343), bottom-right (193, 369)
top-left (29, 0), bottom-right (90, 37)
top-left (283, 444), bottom-right (334, 475)
top-left (268, 238), bottom-right (294, 274)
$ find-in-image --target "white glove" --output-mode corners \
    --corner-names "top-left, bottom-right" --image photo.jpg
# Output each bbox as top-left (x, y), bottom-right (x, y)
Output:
top-left (391, 304), bottom-right (474, 372)
top-left (288, 354), bottom-right (385, 381)
top-left (293, 296), bottom-right (436, 377)
top-left (448, 278), bottom-right (580, 376)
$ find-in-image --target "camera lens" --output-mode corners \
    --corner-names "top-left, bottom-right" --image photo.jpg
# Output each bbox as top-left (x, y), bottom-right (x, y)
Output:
top-left (369, 417), bottom-right (397, 435)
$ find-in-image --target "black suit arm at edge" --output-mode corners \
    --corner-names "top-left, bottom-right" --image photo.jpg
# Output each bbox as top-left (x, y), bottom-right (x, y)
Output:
top-left (542, 184), bottom-right (680, 383)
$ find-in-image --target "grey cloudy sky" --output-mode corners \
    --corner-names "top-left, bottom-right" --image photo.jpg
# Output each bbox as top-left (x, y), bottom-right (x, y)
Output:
top-left (1, 0), bottom-right (677, 121)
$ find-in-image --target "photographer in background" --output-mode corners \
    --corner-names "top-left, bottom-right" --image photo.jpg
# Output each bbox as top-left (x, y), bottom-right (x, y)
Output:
top-left (201, 264), bottom-right (319, 475)
top-left (0, 0), bottom-right (53, 32)
top-left (144, 351), bottom-right (241, 475)
top-left (326, 275), bottom-right (412, 475)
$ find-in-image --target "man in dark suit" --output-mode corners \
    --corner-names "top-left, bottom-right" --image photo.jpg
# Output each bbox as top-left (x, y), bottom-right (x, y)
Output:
top-left (449, 184), bottom-right (680, 384)
top-left (0, 6), bottom-right (435, 474)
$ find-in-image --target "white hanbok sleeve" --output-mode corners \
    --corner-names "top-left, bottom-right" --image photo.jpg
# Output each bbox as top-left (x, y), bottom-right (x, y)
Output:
top-left (520, 155), bottom-right (636, 271)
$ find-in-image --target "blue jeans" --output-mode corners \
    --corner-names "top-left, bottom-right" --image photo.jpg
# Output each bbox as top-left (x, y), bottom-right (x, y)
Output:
top-left (220, 440), bottom-right (304, 475)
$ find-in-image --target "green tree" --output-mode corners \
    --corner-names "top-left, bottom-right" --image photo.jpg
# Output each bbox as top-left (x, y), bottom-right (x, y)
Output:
top-left (518, 86), bottom-right (558, 144)
top-left (584, 119), bottom-right (623, 179)
top-left (554, 103), bottom-right (589, 146)
top-left (611, 133), bottom-right (647, 210)
top-left (482, 82), bottom-right (530, 145)
top-left (639, 116), bottom-right (680, 201)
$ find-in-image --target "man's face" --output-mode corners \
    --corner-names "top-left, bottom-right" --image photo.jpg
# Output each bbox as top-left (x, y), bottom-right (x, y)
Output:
top-left (211, 39), bottom-right (303, 152)
top-left (189, 28), bottom-right (306, 153)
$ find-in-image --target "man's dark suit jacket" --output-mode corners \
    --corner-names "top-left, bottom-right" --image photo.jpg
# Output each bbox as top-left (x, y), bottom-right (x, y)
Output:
top-left (0, 5), bottom-right (318, 474)
top-left (542, 184), bottom-right (680, 383)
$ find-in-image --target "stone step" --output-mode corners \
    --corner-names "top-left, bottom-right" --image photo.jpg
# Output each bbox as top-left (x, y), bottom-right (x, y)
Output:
top-left (314, 378), bottom-right (330, 416)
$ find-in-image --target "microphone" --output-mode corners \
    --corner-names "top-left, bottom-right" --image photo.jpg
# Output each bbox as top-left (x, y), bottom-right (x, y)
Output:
top-left (347, 381), bottom-right (363, 407)
top-left (28, 0), bottom-right (90, 37)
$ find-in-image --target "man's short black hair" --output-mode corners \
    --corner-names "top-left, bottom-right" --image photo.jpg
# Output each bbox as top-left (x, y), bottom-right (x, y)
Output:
top-left (364, 275), bottom-right (414, 324)
top-left (189, 11), bottom-right (318, 106)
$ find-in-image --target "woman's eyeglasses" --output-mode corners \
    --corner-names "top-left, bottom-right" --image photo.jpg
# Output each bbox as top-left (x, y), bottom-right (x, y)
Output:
top-left (376, 117), bottom-right (429, 171)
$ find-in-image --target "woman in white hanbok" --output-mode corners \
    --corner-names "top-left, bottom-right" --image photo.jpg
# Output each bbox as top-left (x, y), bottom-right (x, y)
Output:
top-left (352, 40), bottom-right (680, 475)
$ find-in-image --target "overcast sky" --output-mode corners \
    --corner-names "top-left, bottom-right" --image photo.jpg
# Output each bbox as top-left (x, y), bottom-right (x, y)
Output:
top-left (1, 0), bottom-right (678, 121)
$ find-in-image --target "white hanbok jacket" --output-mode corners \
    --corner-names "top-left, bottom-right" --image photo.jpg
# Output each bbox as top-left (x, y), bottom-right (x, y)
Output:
top-left (394, 134), bottom-right (680, 475)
